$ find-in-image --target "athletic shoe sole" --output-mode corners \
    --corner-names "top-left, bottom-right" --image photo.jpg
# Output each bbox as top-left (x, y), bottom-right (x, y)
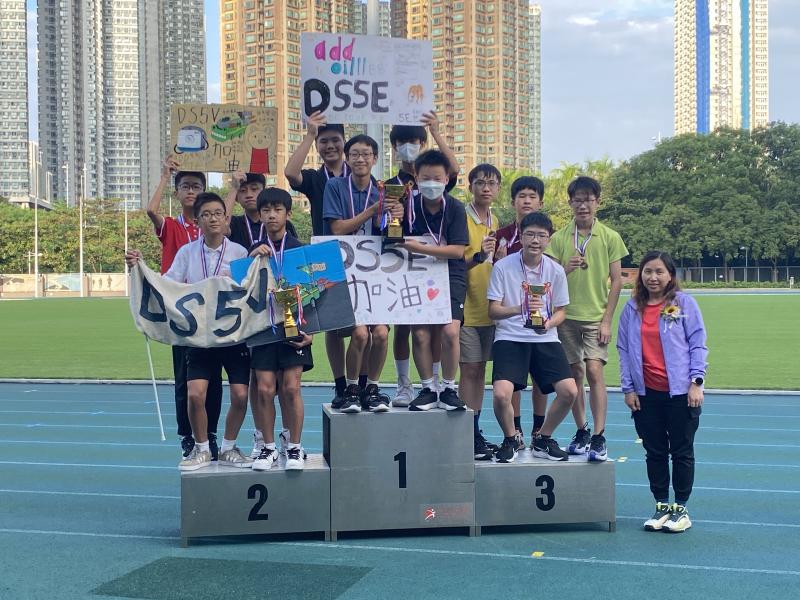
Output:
top-left (220, 460), bottom-right (254, 468)
top-left (663, 520), bottom-right (692, 533)
top-left (340, 404), bottom-right (362, 414)
top-left (567, 444), bottom-right (589, 455)
top-left (644, 522), bottom-right (666, 532)
top-left (409, 401), bottom-right (438, 411)
top-left (285, 460), bottom-right (305, 471)
top-left (495, 452), bottom-right (517, 464)
top-left (438, 401), bottom-right (465, 411)
top-left (178, 461), bottom-right (211, 472)
top-left (474, 452), bottom-right (493, 461)
top-left (588, 451), bottom-right (608, 462)
top-left (368, 403), bottom-right (390, 412)
top-left (252, 460), bottom-right (277, 471)
top-left (532, 449), bottom-right (569, 462)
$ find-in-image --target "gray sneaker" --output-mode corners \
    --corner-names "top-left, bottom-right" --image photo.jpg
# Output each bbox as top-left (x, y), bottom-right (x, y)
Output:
top-left (219, 446), bottom-right (254, 468)
top-left (392, 382), bottom-right (414, 407)
top-left (178, 448), bottom-right (212, 471)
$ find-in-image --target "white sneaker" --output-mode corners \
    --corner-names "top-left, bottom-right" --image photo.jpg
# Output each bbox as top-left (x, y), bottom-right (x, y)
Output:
top-left (219, 446), bottom-right (254, 468)
top-left (278, 429), bottom-right (290, 455)
top-left (250, 436), bottom-right (266, 459)
top-left (179, 448), bottom-right (212, 471)
top-left (252, 446), bottom-right (278, 471)
top-left (662, 504), bottom-right (692, 533)
top-left (392, 382), bottom-right (414, 407)
top-left (285, 446), bottom-right (305, 471)
top-left (644, 502), bottom-right (672, 531)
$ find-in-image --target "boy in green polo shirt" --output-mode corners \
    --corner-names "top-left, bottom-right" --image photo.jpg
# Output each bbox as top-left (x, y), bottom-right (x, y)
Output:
top-left (545, 176), bottom-right (628, 461)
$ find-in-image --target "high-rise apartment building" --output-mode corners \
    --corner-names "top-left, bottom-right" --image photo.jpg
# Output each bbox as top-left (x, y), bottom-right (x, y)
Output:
top-left (398, 0), bottom-right (539, 173)
top-left (39, 1), bottom-right (205, 208)
top-left (675, 0), bottom-right (768, 134)
top-left (0, 0), bottom-right (31, 202)
top-left (528, 4), bottom-right (542, 174)
top-left (139, 1), bottom-right (207, 207)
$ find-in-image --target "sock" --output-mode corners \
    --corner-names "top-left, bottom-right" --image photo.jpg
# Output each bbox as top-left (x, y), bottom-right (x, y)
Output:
top-left (513, 416), bottom-right (522, 430)
top-left (346, 378), bottom-right (358, 387)
top-left (473, 412), bottom-right (481, 437)
top-left (265, 442), bottom-right (276, 450)
top-left (432, 361), bottom-right (441, 381)
top-left (335, 376), bottom-right (346, 394)
top-left (441, 378), bottom-right (456, 390)
top-left (396, 359), bottom-right (410, 384)
top-left (358, 374), bottom-right (368, 389)
top-left (254, 429), bottom-right (264, 442)
top-left (421, 377), bottom-right (434, 390)
top-left (675, 501), bottom-right (688, 508)
top-left (367, 379), bottom-right (379, 387)
top-left (533, 414), bottom-right (545, 432)
top-left (221, 438), bottom-right (236, 453)
top-left (288, 442), bottom-right (301, 450)
top-left (197, 441), bottom-right (210, 453)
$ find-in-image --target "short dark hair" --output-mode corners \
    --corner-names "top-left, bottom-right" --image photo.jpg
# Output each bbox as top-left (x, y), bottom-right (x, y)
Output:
top-left (175, 171), bottom-right (206, 190)
top-left (317, 123), bottom-right (345, 140)
top-left (193, 192), bottom-right (225, 218)
top-left (511, 176), bottom-right (544, 200)
top-left (567, 176), bottom-right (601, 199)
top-left (468, 163), bottom-right (501, 185)
top-left (414, 149), bottom-right (451, 174)
top-left (256, 187), bottom-right (292, 212)
top-left (344, 134), bottom-right (379, 157)
top-left (519, 211), bottom-right (553, 235)
top-left (389, 125), bottom-right (427, 147)
top-left (239, 173), bottom-right (266, 188)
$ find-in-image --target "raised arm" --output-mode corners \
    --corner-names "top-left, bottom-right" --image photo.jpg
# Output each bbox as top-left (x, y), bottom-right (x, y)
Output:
top-left (422, 110), bottom-right (460, 178)
top-left (146, 155), bottom-right (180, 230)
top-left (284, 111), bottom-right (325, 186)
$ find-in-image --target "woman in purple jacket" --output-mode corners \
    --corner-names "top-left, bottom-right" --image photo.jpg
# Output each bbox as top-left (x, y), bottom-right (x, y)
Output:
top-left (617, 251), bottom-right (708, 533)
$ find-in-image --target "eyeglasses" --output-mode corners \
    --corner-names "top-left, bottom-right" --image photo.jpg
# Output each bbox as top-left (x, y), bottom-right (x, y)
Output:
top-left (199, 210), bottom-right (225, 220)
top-left (569, 197), bottom-right (596, 206)
top-left (348, 152), bottom-right (374, 161)
top-left (472, 179), bottom-right (499, 189)
top-left (178, 183), bottom-right (203, 191)
top-left (521, 232), bottom-right (550, 241)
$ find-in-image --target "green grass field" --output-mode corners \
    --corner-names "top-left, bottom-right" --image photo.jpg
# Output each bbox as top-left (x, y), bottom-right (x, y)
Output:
top-left (1, 295), bottom-right (798, 389)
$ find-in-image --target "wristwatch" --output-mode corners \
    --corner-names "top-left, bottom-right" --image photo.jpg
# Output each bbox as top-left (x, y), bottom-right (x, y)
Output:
top-left (691, 377), bottom-right (704, 386)
top-left (472, 252), bottom-right (485, 264)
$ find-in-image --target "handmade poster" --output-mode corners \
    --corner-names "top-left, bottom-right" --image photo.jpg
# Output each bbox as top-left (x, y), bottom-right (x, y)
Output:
top-left (300, 33), bottom-right (434, 125)
top-left (311, 236), bottom-right (451, 325)
top-left (242, 240), bottom-right (356, 346)
top-left (170, 104), bottom-right (277, 174)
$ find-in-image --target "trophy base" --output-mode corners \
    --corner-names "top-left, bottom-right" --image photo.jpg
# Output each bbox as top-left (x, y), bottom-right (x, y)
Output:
top-left (524, 318), bottom-right (547, 335)
top-left (283, 325), bottom-right (303, 343)
top-left (382, 231), bottom-right (405, 250)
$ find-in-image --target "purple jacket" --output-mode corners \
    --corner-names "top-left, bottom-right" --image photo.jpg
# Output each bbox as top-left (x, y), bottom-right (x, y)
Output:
top-left (617, 291), bottom-right (708, 397)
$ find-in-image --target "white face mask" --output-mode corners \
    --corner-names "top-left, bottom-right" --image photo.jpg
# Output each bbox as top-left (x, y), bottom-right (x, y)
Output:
top-left (397, 143), bottom-right (421, 162)
top-left (418, 180), bottom-right (446, 201)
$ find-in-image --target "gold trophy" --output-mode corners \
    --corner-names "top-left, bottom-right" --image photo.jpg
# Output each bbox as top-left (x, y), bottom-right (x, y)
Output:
top-left (272, 286), bottom-right (303, 342)
top-left (522, 283), bottom-right (548, 334)
top-left (381, 182), bottom-right (408, 247)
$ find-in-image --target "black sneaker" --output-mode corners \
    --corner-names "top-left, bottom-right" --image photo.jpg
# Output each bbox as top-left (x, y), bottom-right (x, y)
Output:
top-left (331, 387), bottom-right (346, 410)
top-left (495, 437), bottom-right (518, 463)
top-left (207, 433), bottom-right (219, 461)
top-left (180, 435), bottom-right (195, 458)
top-left (588, 433), bottom-right (608, 462)
top-left (514, 430), bottom-right (526, 451)
top-left (364, 384), bottom-right (390, 412)
top-left (567, 424), bottom-right (591, 455)
top-left (409, 387), bottom-right (438, 411)
top-left (532, 434), bottom-right (569, 461)
top-left (479, 430), bottom-right (500, 452)
top-left (339, 384), bottom-right (362, 413)
top-left (474, 433), bottom-right (494, 461)
top-left (437, 386), bottom-right (465, 411)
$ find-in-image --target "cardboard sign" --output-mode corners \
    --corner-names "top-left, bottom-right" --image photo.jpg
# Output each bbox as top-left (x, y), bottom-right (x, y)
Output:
top-left (311, 236), bottom-right (451, 325)
top-left (170, 104), bottom-right (277, 174)
top-left (300, 33), bottom-right (434, 125)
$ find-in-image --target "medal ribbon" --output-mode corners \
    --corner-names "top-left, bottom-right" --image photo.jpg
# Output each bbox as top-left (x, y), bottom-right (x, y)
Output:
top-left (246, 217), bottom-right (265, 248)
top-left (347, 175), bottom-right (374, 222)
top-left (421, 195), bottom-right (446, 246)
top-left (265, 232), bottom-right (286, 284)
top-left (469, 202), bottom-right (493, 230)
top-left (177, 215), bottom-right (198, 244)
top-left (200, 238), bottom-right (227, 278)
top-left (574, 219), bottom-right (594, 257)
top-left (324, 162), bottom-right (350, 181)
top-left (295, 284), bottom-right (306, 326)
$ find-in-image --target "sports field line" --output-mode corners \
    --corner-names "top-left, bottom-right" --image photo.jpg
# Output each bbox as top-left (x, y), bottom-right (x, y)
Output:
top-left (0, 423), bottom-right (324, 433)
top-left (616, 482), bottom-right (800, 494)
top-left (0, 527), bottom-right (798, 577)
top-left (0, 488), bottom-right (179, 500)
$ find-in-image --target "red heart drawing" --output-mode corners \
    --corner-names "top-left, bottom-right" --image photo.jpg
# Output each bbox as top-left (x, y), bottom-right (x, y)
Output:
top-left (427, 288), bottom-right (439, 300)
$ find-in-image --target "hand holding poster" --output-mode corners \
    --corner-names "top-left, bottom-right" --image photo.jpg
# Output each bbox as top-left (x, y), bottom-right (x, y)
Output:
top-left (170, 104), bottom-right (277, 174)
top-left (301, 33), bottom-right (434, 125)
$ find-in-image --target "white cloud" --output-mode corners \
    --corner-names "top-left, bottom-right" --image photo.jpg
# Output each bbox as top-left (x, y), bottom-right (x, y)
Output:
top-left (567, 15), bottom-right (599, 27)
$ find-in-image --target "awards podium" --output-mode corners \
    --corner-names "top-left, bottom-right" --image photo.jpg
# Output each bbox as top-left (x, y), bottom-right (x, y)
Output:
top-left (180, 406), bottom-right (615, 545)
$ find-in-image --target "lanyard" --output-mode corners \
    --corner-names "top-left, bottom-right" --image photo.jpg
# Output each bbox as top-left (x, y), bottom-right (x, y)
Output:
top-left (265, 232), bottom-right (286, 283)
top-left (200, 239), bottom-right (226, 278)
top-left (177, 215), bottom-right (198, 244)
top-left (245, 217), bottom-right (265, 247)
top-left (469, 202), bottom-right (493, 230)
top-left (347, 175), bottom-right (373, 220)
top-left (421, 196), bottom-right (446, 246)
top-left (507, 226), bottom-right (520, 249)
top-left (574, 219), bottom-right (595, 256)
top-left (397, 173), bottom-right (416, 229)
top-left (324, 162), bottom-right (350, 181)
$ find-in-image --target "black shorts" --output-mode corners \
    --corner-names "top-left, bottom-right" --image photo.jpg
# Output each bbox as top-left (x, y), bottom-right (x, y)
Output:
top-left (250, 342), bottom-right (314, 373)
top-left (491, 340), bottom-right (572, 395)
top-left (186, 344), bottom-right (251, 385)
top-left (450, 283), bottom-right (466, 322)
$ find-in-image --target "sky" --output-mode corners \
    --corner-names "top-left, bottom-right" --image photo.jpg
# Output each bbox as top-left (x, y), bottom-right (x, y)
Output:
top-left (26, 0), bottom-right (800, 175)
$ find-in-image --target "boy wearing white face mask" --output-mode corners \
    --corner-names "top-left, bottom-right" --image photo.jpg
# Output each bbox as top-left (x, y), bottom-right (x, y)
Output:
top-left (386, 112), bottom-right (460, 408)
top-left (402, 150), bottom-right (468, 412)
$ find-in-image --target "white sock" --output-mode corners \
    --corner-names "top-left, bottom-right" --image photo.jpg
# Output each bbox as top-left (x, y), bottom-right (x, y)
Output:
top-left (432, 362), bottom-right (441, 381)
top-left (197, 441), bottom-right (210, 453)
top-left (265, 442), bottom-right (276, 450)
top-left (421, 377), bottom-right (434, 390)
top-left (367, 379), bottom-right (379, 387)
top-left (396, 359), bottom-right (410, 384)
top-left (221, 438), bottom-right (236, 453)
top-left (442, 378), bottom-right (456, 390)
top-left (253, 429), bottom-right (264, 442)
top-left (346, 378), bottom-right (358, 387)
top-left (288, 442), bottom-right (301, 450)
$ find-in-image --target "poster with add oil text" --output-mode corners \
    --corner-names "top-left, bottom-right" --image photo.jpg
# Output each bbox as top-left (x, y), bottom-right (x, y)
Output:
top-left (300, 33), bottom-right (434, 125)
top-left (170, 104), bottom-right (277, 174)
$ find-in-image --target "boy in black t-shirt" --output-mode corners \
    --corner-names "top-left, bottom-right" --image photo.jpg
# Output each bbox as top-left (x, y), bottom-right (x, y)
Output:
top-left (248, 188), bottom-right (313, 471)
top-left (402, 150), bottom-right (468, 412)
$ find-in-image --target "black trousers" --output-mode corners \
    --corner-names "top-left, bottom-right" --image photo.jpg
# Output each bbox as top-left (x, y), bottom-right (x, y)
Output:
top-left (632, 388), bottom-right (701, 504)
top-left (172, 345), bottom-right (223, 437)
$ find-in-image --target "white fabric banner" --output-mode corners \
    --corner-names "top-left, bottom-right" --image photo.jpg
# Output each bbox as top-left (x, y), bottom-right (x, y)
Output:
top-left (128, 257), bottom-right (276, 348)
top-left (311, 236), bottom-right (451, 325)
